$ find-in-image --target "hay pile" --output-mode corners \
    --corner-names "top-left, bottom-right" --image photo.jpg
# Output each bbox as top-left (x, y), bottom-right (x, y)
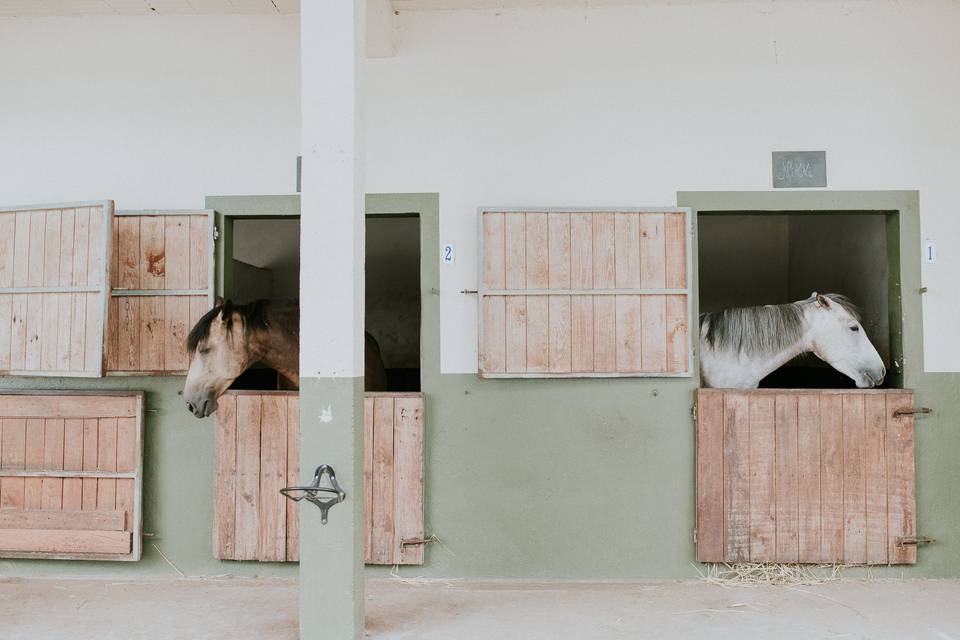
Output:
top-left (696, 562), bottom-right (852, 586)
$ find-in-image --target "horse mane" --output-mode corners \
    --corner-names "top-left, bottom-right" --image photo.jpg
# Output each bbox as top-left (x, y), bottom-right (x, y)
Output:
top-left (187, 299), bottom-right (275, 354)
top-left (699, 293), bottom-right (861, 356)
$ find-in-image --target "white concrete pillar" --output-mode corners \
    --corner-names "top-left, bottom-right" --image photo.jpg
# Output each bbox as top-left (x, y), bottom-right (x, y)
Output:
top-left (299, 1), bottom-right (366, 638)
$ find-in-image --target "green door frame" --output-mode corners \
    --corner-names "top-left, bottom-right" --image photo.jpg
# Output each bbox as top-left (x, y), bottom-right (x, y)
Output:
top-left (677, 190), bottom-right (923, 389)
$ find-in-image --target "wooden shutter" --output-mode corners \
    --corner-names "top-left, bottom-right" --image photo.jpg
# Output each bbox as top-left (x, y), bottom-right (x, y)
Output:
top-left (0, 201), bottom-right (113, 376)
top-left (478, 209), bottom-right (691, 377)
top-left (696, 389), bottom-right (918, 565)
top-left (212, 391), bottom-right (425, 565)
top-left (0, 391), bottom-right (143, 561)
top-left (106, 210), bottom-right (214, 374)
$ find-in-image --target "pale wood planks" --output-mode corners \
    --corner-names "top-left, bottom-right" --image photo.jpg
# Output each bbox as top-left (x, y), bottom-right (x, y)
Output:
top-left (696, 389), bottom-right (918, 565)
top-left (0, 204), bottom-right (111, 376)
top-left (213, 392), bottom-right (425, 566)
top-left (479, 210), bottom-right (690, 377)
top-left (0, 392), bottom-right (142, 560)
top-left (107, 212), bottom-right (212, 374)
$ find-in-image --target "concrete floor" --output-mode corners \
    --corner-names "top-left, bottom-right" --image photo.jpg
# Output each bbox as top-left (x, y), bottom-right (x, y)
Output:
top-left (2, 577), bottom-right (960, 639)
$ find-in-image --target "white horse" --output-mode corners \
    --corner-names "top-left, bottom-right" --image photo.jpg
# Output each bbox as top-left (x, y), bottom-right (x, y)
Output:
top-left (699, 293), bottom-right (885, 389)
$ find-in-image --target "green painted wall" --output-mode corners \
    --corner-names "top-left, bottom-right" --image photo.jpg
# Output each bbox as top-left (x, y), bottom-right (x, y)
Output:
top-left (3, 191), bottom-right (959, 579)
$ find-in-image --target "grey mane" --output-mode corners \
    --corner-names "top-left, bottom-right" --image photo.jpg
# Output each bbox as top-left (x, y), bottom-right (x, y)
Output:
top-left (699, 293), bottom-right (860, 356)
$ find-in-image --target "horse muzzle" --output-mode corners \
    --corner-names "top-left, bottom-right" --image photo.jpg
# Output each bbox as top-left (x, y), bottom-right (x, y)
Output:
top-left (186, 396), bottom-right (217, 418)
top-left (859, 365), bottom-right (886, 388)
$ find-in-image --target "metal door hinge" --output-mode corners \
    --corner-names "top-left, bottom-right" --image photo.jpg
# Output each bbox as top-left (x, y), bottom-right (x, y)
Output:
top-left (401, 535), bottom-right (438, 547)
top-left (896, 536), bottom-right (935, 548)
top-left (894, 407), bottom-right (932, 418)
top-left (213, 224), bottom-right (220, 241)
top-left (693, 528), bottom-right (698, 544)
top-left (691, 404), bottom-right (697, 421)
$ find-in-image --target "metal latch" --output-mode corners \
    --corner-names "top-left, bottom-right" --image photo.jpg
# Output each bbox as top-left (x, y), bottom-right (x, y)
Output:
top-left (894, 407), bottom-right (932, 418)
top-left (896, 536), bottom-right (935, 548)
top-left (280, 465), bottom-right (346, 525)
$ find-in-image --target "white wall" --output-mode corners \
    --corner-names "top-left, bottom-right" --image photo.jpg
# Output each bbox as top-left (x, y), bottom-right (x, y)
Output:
top-left (0, 16), bottom-right (300, 208)
top-left (365, 0), bottom-right (960, 372)
top-left (2, 2), bottom-right (959, 372)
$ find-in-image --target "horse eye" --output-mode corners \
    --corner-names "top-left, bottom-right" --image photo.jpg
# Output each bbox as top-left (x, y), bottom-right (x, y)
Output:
top-left (849, 326), bottom-right (860, 332)
top-left (199, 347), bottom-right (211, 354)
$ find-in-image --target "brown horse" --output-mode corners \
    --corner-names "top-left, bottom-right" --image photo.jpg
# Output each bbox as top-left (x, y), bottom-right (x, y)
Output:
top-left (183, 299), bottom-right (387, 418)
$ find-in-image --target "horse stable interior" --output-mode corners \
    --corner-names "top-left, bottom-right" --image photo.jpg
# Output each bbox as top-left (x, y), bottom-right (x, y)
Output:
top-left (2, 2), bottom-right (960, 639)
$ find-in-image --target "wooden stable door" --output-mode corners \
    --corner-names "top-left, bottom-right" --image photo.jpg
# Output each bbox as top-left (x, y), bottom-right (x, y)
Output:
top-left (0, 201), bottom-right (113, 376)
top-left (0, 392), bottom-right (144, 561)
top-left (696, 389), bottom-right (917, 565)
top-left (213, 391), bottom-right (425, 565)
top-left (106, 210), bottom-right (214, 374)
top-left (479, 209), bottom-right (691, 377)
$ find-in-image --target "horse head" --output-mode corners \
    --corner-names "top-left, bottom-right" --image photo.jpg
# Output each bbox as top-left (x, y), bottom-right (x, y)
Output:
top-left (183, 300), bottom-right (264, 418)
top-left (805, 292), bottom-right (885, 388)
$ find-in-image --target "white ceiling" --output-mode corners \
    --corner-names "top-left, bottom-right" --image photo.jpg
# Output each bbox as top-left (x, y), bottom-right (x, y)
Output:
top-left (0, 0), bottom-right (300, 16)
top-left (0, 0), bottom-right (661, 17)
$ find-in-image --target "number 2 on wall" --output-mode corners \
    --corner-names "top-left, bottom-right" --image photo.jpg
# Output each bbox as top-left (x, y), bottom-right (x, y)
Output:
top-left (443, 244), bottom-right (455, 264)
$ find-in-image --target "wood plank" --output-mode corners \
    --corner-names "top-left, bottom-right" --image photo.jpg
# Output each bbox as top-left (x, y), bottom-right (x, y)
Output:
top-left (24, 294), bottom-right (42, 371)
top-left (138, 216), bottom-right (165, 290)
top-left (842, 394), bottom-right (867, 564)
top-left (0, 214), bottom-right (15, 370)
top-left (820, 393), bottom-right (844, 563)
top-left (481, 296), bottom-right (506, 374)
top-left (548, 295), bottom-right (571, 373)
top-left (69, 294), bottom-right (87, 371)
top-left (164, 296), bottom-right (190, 371)
top-left (0, 419), bottom-right (26, 509)
top-left (189, 215), bottom-right (209, 290)
top-left (524, 212), bottom-right (549, 290)
top-left (62, 419), bottom-right (83, 510)
top-left (547, 213), bottom-right (570, 289)
top-left (864, 394), bottom-right (888, 565)
top-left (640, 295), bottom-right (666, 372)
top-left (285, 396), bottom-right (300, 562)
top-left (12, 212), bottom-right (30, 288)
top-left (81, 419), bottom-right (98, 510)
top-left (570, 296), bottom-right (593, 372)
top-left (614, 213), bottom-right (641, 288)
top-left (723, 393), bottom-right (750, 562)
top-left (797, 394), bottom-right (822, 563)
top-left (213, 394), bottom-right (237, 560)
top-left (41, 419), bottom-right (65, 510)
top-left (363, 396), bottom-right (374, 564)
top-left (96, 418), bottom-right (118, 510)
top-left (27, 211), bottom-right (45, 288)
top-left (614, 295), bottom-right (642, 372)
top-left (371, 397), bottom-right (395, 564)
top-left (109, 214), bottom-right (118, 289)
top-left (592, 213), bottom-right (616, 289)
top-left (748, 395), bottom-right (776, 562)
top-left (0, 509), bottom-right (125, 531)
top-left (115, 417), bottom-right (136, 531)
top-left (39, 292), bottom-right (59, 371)
top-left (84, 207), bottom-right (105, 373)
top-left (0, 395), bottom-right (136, 418)
top-left (774, 393), bottom-right (799, 563)
top-left (525, 296), bottom-right (549, 373)
top-left (164, 216), bottom-right (190, 290)
top-left (138, 296), bottom-right (165, 370)
top-left (664, 211), bottom-right (687, 289)
top-left (234, 394), bottom-right (261, 560)
top-left (72, 207), bottom-right (90, 287)
top-left (504, 296), bottom-right (527, 373)
top-left (258, 395), bottom-right (287, 562)
top-left (665, 295), bottom-right (687, 374)
top-left (886, 392), bottom-right (916, 564)
top-left (592, 296), bottom-right (616, 372)
top-left (569, 213), bottom-right (593, 290)
top-left (56, 211), bottom-right (75, 371)
top-left (0, 528), bottom-right (130, 554)
top-left (117, 216), bottom-right (140, 290)
top-left (9, 294), bottom-right (26, 371)
top-left (116, 297), bottom-right (140, 370)
top-left (639, 213), bottom-right (665, 288)
top-left (394, 396), bottom-right (424, 565)
top-left (503, 212), bottom-right (526, 290)
top-left (482, 212), bottom-right (505, 290)
top-left (104, 296), bottom-right (118, 371)
top-left (24, 419), bottom-right (44, 509)
top-left (695, 390), bottom-right (724, 562)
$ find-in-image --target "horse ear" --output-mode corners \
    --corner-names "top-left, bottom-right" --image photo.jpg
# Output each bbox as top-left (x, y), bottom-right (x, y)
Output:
top-left (214, 296), bottom-right (225, 307)
top-left (815, 293), bottom-right (831, 309)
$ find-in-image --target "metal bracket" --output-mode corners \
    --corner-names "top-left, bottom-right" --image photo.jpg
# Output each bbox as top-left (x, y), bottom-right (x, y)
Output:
top-left (280, 465), bottom-right (346, 525)
top-left (894, 407), bottom-right (932, 418)
top-left (896, 536), bottom-right (935, 548)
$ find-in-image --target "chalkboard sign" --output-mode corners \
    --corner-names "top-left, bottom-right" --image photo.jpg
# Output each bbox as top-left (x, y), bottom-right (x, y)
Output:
top-left (772, 151), bottom-right (826, 188)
